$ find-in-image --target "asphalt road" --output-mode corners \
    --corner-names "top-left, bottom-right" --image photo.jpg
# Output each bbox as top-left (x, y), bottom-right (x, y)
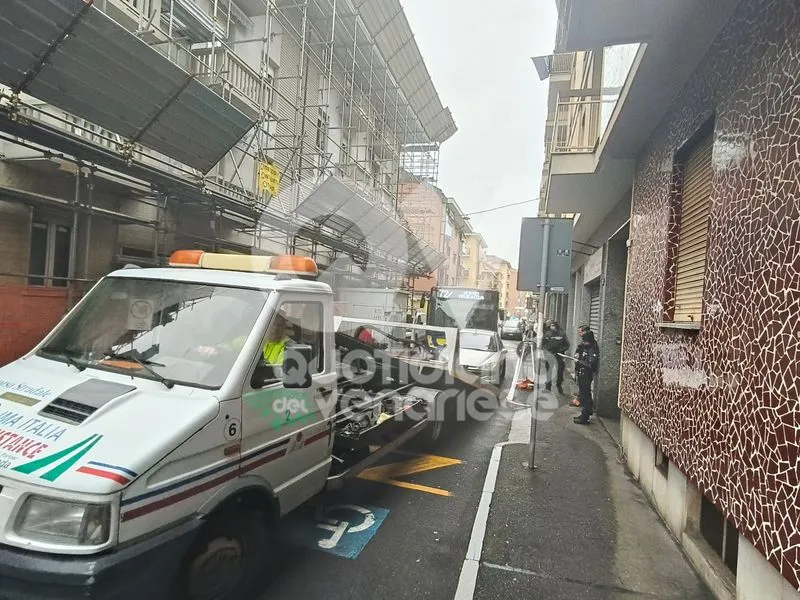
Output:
top-left (254, 340), bottom-right (520, 600)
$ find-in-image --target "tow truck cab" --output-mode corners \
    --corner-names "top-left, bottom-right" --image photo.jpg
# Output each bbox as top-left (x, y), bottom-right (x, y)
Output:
top-left (0, 251), bottom-right (466, 600)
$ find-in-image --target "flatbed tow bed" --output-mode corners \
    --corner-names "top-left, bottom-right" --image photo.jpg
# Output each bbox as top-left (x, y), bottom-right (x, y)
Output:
top-left (326, 323), bottom-right (497, 488)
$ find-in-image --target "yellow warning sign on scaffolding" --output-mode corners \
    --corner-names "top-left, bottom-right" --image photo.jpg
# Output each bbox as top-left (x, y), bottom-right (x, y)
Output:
top-left (258, 161), bottom-right (281, 196)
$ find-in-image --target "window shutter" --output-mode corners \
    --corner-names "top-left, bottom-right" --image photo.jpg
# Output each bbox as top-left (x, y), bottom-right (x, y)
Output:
top-left (674, 134), bottom-right (713, 322)
top-left (589, 285), bottom-right (601, 333)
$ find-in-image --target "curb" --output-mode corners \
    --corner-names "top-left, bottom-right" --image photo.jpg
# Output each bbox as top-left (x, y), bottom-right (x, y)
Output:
top-left (597, 417), bottom-right (622, 451)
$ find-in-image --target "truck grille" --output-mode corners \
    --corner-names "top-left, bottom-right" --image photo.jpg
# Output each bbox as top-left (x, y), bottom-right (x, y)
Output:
top-left (40, 398), bottom-right (97, 425)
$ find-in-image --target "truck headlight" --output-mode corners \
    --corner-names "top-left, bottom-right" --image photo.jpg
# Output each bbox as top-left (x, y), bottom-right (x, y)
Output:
top-left (15, 496), bottom-right (111, 546)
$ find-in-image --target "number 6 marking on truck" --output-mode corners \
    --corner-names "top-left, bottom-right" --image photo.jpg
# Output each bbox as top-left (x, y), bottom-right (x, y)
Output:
top-left (225, 418), bottom-right (240, 440)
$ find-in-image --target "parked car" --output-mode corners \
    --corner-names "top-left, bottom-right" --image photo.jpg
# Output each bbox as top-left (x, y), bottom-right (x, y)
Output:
top-left (501, 317), bottom-right (524, 340)
top-left (456, 328), bottom-right (507, 385)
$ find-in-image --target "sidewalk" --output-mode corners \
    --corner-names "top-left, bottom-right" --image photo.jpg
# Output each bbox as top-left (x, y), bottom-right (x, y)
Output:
top-left (459, 397), bottom-right (713, 600)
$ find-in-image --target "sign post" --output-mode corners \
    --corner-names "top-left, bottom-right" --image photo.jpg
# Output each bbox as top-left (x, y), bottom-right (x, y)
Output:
top-left (515, 217), bottom-right (573, 471)
top-left (527, 219), bottom-right (550, 470)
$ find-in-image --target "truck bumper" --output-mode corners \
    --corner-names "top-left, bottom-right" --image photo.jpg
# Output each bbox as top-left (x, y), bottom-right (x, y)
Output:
top-left (0, 518), bottom-right (203, 600)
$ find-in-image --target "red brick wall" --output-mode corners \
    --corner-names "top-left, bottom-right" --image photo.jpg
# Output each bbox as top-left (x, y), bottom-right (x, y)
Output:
top-left (0, 285), bottom-right (69, 366)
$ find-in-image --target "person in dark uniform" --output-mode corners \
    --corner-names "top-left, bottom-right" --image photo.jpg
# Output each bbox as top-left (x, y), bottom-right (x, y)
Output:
top-left (542, 321), bottom-right (570, 394)
top-left (573, 329), bottom-right (599, 425)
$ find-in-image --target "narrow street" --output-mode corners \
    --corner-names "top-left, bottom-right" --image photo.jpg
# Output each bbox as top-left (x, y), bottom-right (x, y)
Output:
top-left (256, 342), bottom-right (519, 600)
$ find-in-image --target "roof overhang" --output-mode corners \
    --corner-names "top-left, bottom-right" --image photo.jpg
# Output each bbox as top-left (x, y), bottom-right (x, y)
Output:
top-left (351, 0), bottom-right (457, 144)
top-left (555, 0), bottom-right (662, 52)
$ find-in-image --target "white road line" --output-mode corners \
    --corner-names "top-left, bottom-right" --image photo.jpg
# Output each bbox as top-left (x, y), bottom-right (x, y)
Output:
top-left (482, 562), bottom-right (543, 577)
top-left (454, 441), bottom-right (514, 600)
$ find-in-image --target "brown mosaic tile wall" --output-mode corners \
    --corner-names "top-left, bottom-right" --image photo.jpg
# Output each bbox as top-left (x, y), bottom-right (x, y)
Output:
top-left (620, 0), bottom-right (800, 587)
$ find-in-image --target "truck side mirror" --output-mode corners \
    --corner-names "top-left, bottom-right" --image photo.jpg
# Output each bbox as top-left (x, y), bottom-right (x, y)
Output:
top-left (282, 345), bottom-right (313, 389)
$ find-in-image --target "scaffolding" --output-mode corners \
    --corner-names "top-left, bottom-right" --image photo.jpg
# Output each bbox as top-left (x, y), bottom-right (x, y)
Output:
top-left (154, 0), bottom-right (458, 264)
top-left (0, 0), bottom-right (457, 284)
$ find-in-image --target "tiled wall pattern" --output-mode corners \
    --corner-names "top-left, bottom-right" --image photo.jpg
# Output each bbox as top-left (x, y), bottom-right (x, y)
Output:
top-left (620, 0), bottom-right (800, 588)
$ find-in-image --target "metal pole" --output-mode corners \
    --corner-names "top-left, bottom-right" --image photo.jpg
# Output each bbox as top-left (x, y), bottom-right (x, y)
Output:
top-left (83, 171), bottom-right (93, 278)
top-left (67, 166), bottom-right (81, 309)
top-left (527, 218), bottom-right (550, 470)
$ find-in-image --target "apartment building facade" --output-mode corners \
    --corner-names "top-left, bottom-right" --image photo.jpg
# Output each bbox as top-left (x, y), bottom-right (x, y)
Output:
top-left (396, 180), bottom-right (468, 292)
top-left (460, 232), bottom-right (487, 288)
top-left (485, 255), bottom-right (513, 315)
top-left (0, 0), bottom-right (455, 364)
top-left (540, 0), bottom-right (800, 597)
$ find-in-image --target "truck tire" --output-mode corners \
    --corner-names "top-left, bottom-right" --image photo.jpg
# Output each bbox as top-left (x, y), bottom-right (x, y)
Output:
top-left (172, 508), bottom-right (269, 600)
top-left (422, 390), bottom-right (455, 449)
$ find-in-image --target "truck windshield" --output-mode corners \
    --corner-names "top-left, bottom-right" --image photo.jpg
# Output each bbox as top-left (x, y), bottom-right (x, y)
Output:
top-left (37, 277), bottom-right (270, 389)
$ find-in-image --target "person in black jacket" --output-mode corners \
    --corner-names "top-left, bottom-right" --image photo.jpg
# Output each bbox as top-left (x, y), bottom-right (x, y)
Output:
top-left (542, 321), bottom-right (570, 393)
top-left (573, 329), bottom-right (599, 425)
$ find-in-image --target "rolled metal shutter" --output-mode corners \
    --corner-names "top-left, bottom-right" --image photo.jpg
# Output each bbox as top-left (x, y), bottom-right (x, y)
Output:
top-left (674, 134), bottom-right (713, 322)
top-left (589, 285), bottom-right (601, 333)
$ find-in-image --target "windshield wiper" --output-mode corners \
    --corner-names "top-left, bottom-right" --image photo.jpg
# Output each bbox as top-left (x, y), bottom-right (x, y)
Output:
top-left (39, 348), bottom-right (86, 372)
top-left (64, 354), bottom-right (86, 372)
top-left (104, 350), bottom-right (174, 390)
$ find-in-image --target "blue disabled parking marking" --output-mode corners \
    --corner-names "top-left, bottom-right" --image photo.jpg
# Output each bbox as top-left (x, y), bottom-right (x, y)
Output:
top-left (280, 503), bottom-right (390, 559)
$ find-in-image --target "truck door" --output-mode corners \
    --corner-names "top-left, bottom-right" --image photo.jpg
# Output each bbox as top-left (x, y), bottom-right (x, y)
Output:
top-left (240, 294), bottom-right (336, 514)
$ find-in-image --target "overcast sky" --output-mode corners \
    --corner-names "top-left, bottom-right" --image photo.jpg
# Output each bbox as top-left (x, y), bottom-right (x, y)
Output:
top-left (403, 0), bottom-right (557, 269)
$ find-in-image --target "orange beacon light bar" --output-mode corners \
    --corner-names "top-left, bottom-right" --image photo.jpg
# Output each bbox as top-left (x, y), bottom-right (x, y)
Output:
top-left (168, 250), bottom-right (318, 277)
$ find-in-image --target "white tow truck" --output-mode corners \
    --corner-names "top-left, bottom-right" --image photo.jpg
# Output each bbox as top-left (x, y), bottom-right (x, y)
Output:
top-left (0, 250), bottom-right (488, 600)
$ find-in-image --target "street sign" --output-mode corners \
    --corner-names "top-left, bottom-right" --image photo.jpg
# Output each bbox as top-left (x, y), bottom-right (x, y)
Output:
top-left (517, 217), bottom-right (573, 292)
top-left (258, 161), bottom-right (281, 196)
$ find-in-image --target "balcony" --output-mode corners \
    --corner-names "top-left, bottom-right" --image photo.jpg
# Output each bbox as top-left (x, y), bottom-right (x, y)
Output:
top-left (532, 52), bottom-right (575, 87)
top-left (193, 44), bottom-right (263, 121)
top-left (97, 0), bottom-right (164, 43)
top-left (544, 0), bottom-right (743, 246)
top-left (0, 0), bottom-right (256, 174)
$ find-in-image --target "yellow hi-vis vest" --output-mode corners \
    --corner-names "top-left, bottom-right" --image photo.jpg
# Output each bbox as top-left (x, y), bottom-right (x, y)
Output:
top-left (263, 337), bottom-right (290, 364)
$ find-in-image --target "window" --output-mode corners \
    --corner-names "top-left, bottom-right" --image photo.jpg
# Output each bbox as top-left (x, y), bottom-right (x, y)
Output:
top-left (252, 301), bottom-right (325, 389)
top-left (38, 278), bottom-right (270, 389)
top-left (460, 331), bottom-right (496, 352)
top-left (316, 109), bottom-right (329, 152)
top-left (28, 221), bottom-right (71, 287)
top-left (700, 495), bottom-right (738, 575)
top-left (672, 130), bottom-right (713, 323)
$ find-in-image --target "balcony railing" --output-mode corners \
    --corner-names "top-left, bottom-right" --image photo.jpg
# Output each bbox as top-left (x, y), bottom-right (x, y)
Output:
top-left (193, 44), bottom-right (263, 116)
top-left (96, 0), bottom-right (161, 40)
top-left (532, 51), bottom-right (575, 80)
top-left (550, 52), bottom-right (575, 76)
top-left (551, 98), bottom-right (617, 154)
top-left (118, 0), bottom-right (153, 15)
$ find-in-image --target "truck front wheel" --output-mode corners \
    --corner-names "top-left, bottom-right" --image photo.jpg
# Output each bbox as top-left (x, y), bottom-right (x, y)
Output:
top-left (173, 509), bottom-right (269, 600)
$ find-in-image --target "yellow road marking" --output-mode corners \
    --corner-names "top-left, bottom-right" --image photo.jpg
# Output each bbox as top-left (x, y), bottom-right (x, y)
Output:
top-left (358, 474), bottom-right (453, 497)
top-left (357, 453), bottom-right (463, 496)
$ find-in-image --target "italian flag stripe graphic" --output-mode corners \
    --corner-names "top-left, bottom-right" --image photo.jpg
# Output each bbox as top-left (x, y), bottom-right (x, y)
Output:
top-left (12, 434), bottom-right (101, 477)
